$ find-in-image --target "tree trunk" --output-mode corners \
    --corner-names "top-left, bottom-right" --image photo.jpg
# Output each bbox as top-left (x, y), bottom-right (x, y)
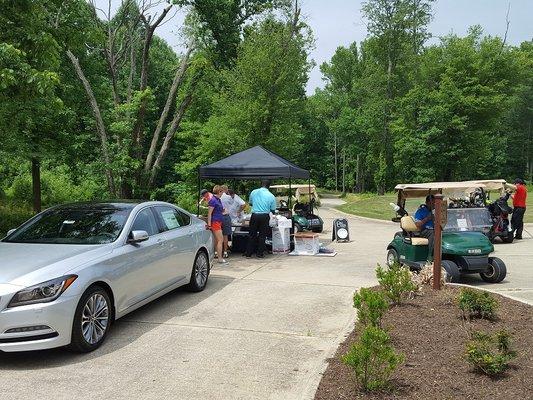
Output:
top-left (334, 132), bottom-right (338, 191)
top-left (144, 45), bottom-right (193, 173)
top-left (66, 50), bottom-right (116, 196)
top-left (31, 157), bottom-right (41, 213)
top-left (148, 94), bottom-right (193, 188)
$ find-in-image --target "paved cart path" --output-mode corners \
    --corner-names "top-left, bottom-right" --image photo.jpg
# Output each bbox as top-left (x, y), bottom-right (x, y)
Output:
top-left (1, 197), bottom-right (531, 400)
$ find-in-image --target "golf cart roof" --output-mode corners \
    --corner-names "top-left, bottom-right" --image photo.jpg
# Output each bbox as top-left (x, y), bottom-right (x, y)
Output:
top-left (270, 184), bottom-right (316, 190)
top-left (395, 181), bottom-right (488, 199)
top-left (462, 179), bottom-right (516, 193)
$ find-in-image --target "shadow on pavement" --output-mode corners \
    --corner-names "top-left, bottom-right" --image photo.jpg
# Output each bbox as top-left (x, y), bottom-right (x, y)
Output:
top-left (0, 275), bottom-right (233, 369)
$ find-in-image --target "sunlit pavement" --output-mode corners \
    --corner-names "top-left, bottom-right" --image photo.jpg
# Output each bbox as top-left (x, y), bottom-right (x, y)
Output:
top-left (0, 198), bottom-right (531, 400)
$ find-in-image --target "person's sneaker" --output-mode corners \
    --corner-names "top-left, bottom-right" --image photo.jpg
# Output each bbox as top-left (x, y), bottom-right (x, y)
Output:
top-left (515, 236), bottom-right (522, 240)
top-left (223, 251), bottom-right (229, 258)
top-left (217, 259), bottom-right (229, 265)
top-left (256, 254), bottom-right (265, 259)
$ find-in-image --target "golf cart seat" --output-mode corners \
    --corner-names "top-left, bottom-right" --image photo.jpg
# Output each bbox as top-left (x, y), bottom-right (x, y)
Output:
top-left (400, 216), bottom-right (429, 246)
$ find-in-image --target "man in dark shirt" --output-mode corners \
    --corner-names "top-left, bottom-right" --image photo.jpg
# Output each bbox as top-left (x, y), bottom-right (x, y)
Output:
top-left (414, 195), bottom-right (435, 262)
top-left (511, 178), bottom-right (528, 240)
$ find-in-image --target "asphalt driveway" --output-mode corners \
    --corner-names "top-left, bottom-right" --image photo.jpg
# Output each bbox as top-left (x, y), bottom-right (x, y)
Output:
top-left (1, 198), bottom-right (531, 400)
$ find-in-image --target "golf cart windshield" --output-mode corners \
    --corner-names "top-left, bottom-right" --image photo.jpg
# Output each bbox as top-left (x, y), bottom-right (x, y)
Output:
top-left (444, 208), bottom-right (492, 233)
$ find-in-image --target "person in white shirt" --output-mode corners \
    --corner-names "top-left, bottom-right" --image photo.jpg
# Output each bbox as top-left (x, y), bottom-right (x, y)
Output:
top-left (221, 188), bottom-right (246, 220)
top-left (220, 186), bottom-right (246, 257)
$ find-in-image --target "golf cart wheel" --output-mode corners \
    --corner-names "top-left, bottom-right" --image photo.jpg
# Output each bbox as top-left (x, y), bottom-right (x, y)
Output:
top-left (386, 248), bottom-right (399, 267)
top-left (312, 227), bottom-right (323, 233)
top-left (294, 223), bottom-right (303, 233)
top-left (480, 257), bottom-right (507, 283)
top-left (502, 235), bottom-right (514, 244)
top-left (441, 260), bottom-right (461, 283)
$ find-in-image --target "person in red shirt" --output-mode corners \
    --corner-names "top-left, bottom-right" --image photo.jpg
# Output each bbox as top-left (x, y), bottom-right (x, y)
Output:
top-left (511, 178), bottom-right (528, 240)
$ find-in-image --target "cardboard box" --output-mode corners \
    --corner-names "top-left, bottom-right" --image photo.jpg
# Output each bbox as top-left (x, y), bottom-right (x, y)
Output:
top-left (294, 232), bottom-right (320, 255)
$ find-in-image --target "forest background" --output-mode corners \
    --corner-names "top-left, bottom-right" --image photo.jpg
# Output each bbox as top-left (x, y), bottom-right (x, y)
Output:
top-left (1, 0), bottom-right (532, 234)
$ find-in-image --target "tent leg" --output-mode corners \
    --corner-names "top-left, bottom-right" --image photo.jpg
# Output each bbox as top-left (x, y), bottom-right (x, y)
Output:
top-left (288, 176), bottom-right (292, 210)
top-left (197, 170), bottom-right (201, 217)
top-left (308, 177), bottom-right (312, 213)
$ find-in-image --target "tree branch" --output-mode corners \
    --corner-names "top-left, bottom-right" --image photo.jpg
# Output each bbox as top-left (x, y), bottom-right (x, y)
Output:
top-left (66, 49), bottom-right (116, 196)
top-left (148, 94), bottom-right (193, 187)
top-left (144, 44), bottom-right (194, 172)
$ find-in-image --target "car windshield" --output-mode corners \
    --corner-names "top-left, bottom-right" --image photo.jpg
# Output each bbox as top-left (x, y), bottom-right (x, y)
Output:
top-left (4, 207), bottom-right (131, 245)
top-left (444, 208), bottom-right (492, 233)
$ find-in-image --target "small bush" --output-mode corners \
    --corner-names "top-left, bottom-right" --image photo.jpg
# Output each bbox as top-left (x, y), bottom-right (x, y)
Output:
top-left (353, 288), bottom-right (389, 328)
top-left (376, 263), bottom-right (417, 305)
top-left (465, 330), bottom-right (516, 376)
top-left (342, 325), bottom-right (404, 391)
top-left (457, 288), bottom-right (498, 320)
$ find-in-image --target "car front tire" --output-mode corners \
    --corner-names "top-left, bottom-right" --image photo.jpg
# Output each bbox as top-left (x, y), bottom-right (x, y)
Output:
top-left (480, 257), bottom-right (507, 283)
top-left (68, 286), bottom-right (112, 353)
top-left (186, 250), bottom-right (210, 292)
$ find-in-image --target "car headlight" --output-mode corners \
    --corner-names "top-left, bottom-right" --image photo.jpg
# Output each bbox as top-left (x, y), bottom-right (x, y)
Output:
top-left (8, 275), bottom-right (77, 308)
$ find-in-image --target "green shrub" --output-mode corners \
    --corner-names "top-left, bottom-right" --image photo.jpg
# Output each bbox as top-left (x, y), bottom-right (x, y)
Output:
top-left (0, 203), bottom-right (34, 237)
top-left (457, 288), bottom-right (498, 320)
top-left (342, 325), bottom-right (404, 391)
top-left (376, 263), bottom-right (417, 305)
top-left (465, 330), bottom-right (516, 376)
top-left (353, 288), bottom-right (389, 328)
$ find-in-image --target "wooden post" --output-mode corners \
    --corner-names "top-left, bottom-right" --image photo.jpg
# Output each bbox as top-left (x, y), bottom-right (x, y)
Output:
top-left (433, 194), bottom-right (443, 290)
top-left (31, 157), bottom-right (41, 214)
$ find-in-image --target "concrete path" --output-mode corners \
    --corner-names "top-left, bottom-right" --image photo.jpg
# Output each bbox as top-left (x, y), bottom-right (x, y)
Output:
top-left (0, 197), bottom-right (531, 400)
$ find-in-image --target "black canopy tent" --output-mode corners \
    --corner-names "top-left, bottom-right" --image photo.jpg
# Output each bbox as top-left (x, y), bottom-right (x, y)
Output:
top-left (197, 145), bottom-right (310, 215)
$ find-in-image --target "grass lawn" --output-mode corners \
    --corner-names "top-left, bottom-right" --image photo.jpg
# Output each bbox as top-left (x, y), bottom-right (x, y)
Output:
top-left (336, 185), bottom-right (533, 223)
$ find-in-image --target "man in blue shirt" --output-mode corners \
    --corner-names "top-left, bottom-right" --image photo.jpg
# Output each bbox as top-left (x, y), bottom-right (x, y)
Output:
top-left (245, 180), bottom-right (276, 258)
top-left (414, 195), bottom-right (435, 262)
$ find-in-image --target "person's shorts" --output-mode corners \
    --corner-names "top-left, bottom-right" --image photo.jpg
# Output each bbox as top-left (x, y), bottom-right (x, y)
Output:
top-left (222, 214), bottom-right (232, 236)
top-left (211, 221), bottom-right (223, 231)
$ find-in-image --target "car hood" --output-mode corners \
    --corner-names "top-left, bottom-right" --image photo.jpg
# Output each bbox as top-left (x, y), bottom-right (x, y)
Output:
top-left (0, 242), bottom-right (113, 285)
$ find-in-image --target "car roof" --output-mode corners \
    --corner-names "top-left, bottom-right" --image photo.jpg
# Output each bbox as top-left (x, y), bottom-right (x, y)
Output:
top-left (52, 200), bottom-right (168, 211)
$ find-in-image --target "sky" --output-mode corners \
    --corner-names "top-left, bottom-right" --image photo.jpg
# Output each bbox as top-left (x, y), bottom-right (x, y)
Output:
top-left (96, 0), bottom-right (533, 94)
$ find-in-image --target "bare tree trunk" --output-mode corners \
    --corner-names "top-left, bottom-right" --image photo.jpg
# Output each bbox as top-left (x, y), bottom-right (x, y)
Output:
top-left (144, 45), bottom-right (193, 172)
top-left (31, 157), bottom-right (41, 213)
top-left (127, 33), bottom-right (136, 102)
top-left (66, 50), bottom-right (116, 196)
top-left (148, 94), bottom-right (193, 187)
top-left (342, 149), bottom-right (346, 194)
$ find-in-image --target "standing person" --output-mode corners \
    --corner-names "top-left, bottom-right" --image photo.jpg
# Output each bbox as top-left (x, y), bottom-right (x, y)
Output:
top-left (245, 180), bottom-right (276, 258)
top-left (207, 185), bottom-right (228, 265)
top-left (220, 185), bottom-right (233, 258)
top-left (221, 187), bottom-right (246, 221)
top-left (414, 195), bottom-right (435, 262)
top-left (511, 178), bottom-right (528, 240)
top-left (198, 189), bottom-right (212, 208)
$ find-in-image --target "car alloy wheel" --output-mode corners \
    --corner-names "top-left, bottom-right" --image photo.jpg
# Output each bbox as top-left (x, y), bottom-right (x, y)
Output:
top-left (195, 252), bottom-right (209, 288)
top-left (81, 293), bottom-right (109, 345)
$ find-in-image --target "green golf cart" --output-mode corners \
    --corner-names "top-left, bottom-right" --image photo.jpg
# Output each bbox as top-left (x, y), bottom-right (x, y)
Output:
top-left (271, 184), bottom-right (324, 233)
top-left (386, 182), bottom-right (507, 283)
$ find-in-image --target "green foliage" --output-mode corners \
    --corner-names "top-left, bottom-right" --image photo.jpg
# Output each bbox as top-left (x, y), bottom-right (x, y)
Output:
top-left (353, 288), bottom-right (389, 328)
top-left (342, 325), bottom-right (404, 391)
top-left (0, 203), bottom-right (34, 238)
top-left (457, 288), bottom-right (499, 320)
top-left (150, 182), bottom-right (198, 213)
top-left (465, 330), bottom-right (516, 376)
top-left (376, 263), bottom-right (417, 305)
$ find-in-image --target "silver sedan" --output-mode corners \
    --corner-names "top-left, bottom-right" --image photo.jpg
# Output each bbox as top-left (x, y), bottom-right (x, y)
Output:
top-left (0, 201), bottom-right (214, 352)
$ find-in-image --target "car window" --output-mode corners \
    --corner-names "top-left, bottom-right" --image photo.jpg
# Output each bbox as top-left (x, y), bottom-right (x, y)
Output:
top-left (154, 206), bottom-right (190, 231)
top-left (131, 208), bottom-right (158, 236)
top-left (3, 208), bottom-right (131, 245)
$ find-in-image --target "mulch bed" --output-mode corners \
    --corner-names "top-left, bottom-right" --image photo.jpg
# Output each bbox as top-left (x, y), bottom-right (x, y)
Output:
top-left (315, 286), bottom-right (533, 400)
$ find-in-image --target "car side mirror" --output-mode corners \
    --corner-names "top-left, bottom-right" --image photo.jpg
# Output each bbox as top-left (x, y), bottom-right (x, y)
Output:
top-left (6, 228), bottom-right (16, 237)
top-left (128, 230), bottom-right (149, 243)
